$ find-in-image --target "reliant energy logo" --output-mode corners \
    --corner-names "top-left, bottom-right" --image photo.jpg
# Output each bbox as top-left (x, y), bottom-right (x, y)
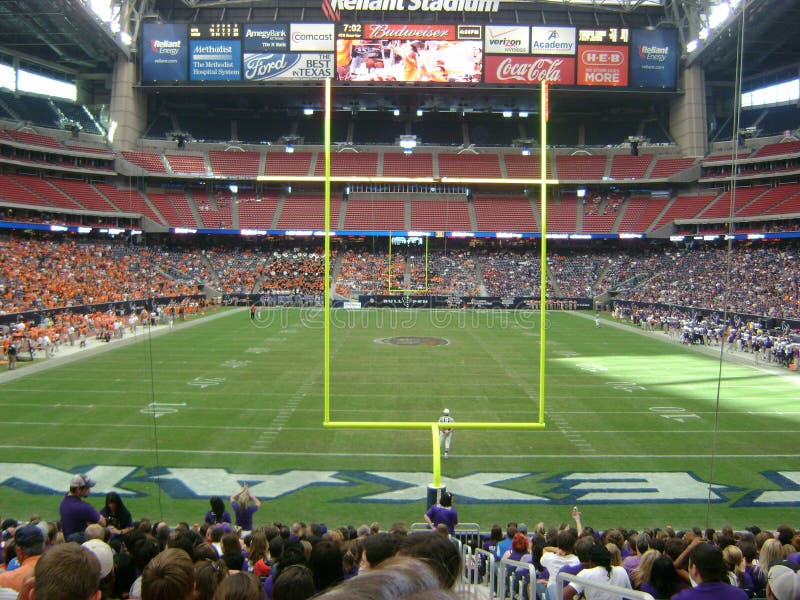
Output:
top-left (323, 0), bottom-right (500, 21)
top-left (150, 39), bottom-right (181, 55)
top-left (638, 44), bottom-right (669, 62)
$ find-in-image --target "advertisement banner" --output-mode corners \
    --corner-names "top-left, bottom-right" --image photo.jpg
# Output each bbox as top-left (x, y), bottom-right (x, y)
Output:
top-left (630, 28), bottom-right (677, 88)
top-left (243, 53), bottom-right (333, 81)
top-left (142, 23), bottom-right (188, 81)
top-left (484, 55), bottom-right (575, 85)
top-left (531, 26), bottom-right (576, 55)
top-left (577, 44), bottom-right (629, 87)
top-left (290, 23), bottom-right (335, 51)
top-left (365, 23), bottom-right (456, 41)
top-left (243, 24), bottom-right (289, 52)
top-left (485, 25), bottom-right (530, 54)
top-left (190, 40), bottom-right (242, 81)
top-left (335, 39), bottom-right (482, 83)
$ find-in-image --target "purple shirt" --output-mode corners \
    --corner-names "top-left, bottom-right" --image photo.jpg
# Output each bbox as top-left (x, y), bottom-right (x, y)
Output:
top-left (425, 505), bottom-right (458, 534)
top-left (672, 581), bottom-right (749, 600)
top-left (231, 502), bottom-right (258, 531)
top-left (204, 510), bottom-right (232, 526)
top-left (59, 494), bottom-right (101, 539)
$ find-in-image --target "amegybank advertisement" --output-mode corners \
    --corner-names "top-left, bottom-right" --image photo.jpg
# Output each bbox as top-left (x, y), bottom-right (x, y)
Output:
top-left (630, 28), bottom-right (677, 89)
top-left (243, 24), bottom-right (289, 52)
top-left (142, 23), bottom-right (188, 81)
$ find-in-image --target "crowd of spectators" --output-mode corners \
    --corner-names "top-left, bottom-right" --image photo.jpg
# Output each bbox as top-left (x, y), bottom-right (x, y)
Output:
top-left (1, 486), bottom-right (798, 600)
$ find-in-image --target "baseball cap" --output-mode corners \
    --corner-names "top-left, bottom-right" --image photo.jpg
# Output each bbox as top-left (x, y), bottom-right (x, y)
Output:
top-left (82, 539), bottom-right (114, 578)
top-left (14, 524), bottom-right (44, 551)
top-left (442, 408), bottom-right (450, 415)
top-left (70, 473), bottom-right (96, 488)
top-left (769, 568), bottom-right (800, 600)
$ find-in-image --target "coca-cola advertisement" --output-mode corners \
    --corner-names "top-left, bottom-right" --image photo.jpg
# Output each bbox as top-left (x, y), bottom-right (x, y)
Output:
top-left (483, 55), bottom-right (576, 85)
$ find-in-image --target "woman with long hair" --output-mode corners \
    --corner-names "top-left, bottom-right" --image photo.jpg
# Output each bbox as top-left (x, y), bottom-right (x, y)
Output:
top-left (230, 484), bottom-right (261, 532)
top-left (639, 555), bottom-right (688, 599)
top-left (205, 496), bottom-right (232, 527)
top-left (561, 544), bottom-right (632, 599)
top-left (101, 491), bottom-right (133, 536)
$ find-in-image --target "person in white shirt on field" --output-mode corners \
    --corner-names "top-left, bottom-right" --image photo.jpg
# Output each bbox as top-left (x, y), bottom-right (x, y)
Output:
top-left (438, 408), bottom-right (455, 459)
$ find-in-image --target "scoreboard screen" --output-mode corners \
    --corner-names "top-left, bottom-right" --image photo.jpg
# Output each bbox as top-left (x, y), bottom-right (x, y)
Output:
top-left (141, 21), bottom-right (676, 89)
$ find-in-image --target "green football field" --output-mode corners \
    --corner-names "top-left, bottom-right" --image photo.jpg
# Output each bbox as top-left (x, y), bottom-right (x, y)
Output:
top-left (1, 307), bottom-right (798, 532)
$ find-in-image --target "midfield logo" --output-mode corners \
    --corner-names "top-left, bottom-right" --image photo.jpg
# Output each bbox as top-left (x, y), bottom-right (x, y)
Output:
top-left (0, 464), bottom-right (798, 507)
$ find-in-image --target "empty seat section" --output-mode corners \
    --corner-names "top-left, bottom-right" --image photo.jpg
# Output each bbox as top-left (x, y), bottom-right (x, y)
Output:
top-left (343, 198), bottom-right (405, 231)
top-left (765, 183), bottom-right (800, 215)
top-left (503, 155), bottom-right (553, 179)
top-left (649, 157), bottom-right (695, 178)
top-left (313, 152), bottom-right (378, 177)
top-left (209, 151), bottom-right (261, 177)
top-left (382, 152), bottom-right (433, 177)
top-left (556, 155), bottom-right (607, 180)
top-left (121, 151), bottom-right (166, 173)
top-left (50, 179), bottom-right (119, 212)
top-left (410, 199), bottom-right (471, 230)
top-left (609, 154), bottom-right (653, 179)
top-left (238, 194), bottom-right (279, 228)
top-left (438, 154), bottom-right (501, 178)
top-left (4, 129), bottom-right (62, 149)
top-left (95, 183), bottom-right (164, 223)
top-left (697, 185), bottom-right (769, 219)
top-left (0, 174), bottom-right (51, 207)
top-left (276, 195), bottom-right (341, 229)
top-left (736, 184), bottom-right (800, 217)
top-left (652, 194), bottom-right (716, 229)
top-left (473, 196), bottom-right (537, 232)
top-left (166, 153), bottom-right (207, 174)
top-left (147, 191), bottom-right (197, 227)
top-left (543, 195), bottom-right (578, 232)
top-left (264, 152), bottom-right (312, 177)
top-left (752, 140), bottom-right (800, 158)
top-left (12, 174), bottom-right (83, 210)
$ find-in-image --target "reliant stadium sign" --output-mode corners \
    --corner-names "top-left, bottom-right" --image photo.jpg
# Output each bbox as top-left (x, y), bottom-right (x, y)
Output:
top-left (325, 0), bottom-right (500, 17)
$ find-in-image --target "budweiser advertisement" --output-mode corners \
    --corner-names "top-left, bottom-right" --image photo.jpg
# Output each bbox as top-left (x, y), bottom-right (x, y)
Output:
top-left (484, 55), bottom-right (575, 85)
top-left (577, 44), bottom-right (629, 87)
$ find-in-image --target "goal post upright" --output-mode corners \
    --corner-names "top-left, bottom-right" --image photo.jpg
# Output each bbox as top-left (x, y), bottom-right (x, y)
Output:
top-left (322, 80), bottom-right (553, 483)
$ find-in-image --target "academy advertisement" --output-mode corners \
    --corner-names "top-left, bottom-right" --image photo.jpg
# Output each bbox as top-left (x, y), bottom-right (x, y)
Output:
top-left (142, 23), bottom-right (188, 81)
top-left (189, 40), bottom-right (242, 81)
top-left (243, 53), bottom-right (334, 81)
top-left (531, 26), bottom-right (576, 56)
top-left (630, 28), bottom-right (677, 89)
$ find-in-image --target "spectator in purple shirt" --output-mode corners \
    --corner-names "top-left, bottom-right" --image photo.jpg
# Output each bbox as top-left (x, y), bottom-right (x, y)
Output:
top-left (672, 543), bottom-right (748, 600)
top-left (423, 492), bottom-right (458, 535)
top-left (230, 484), bottom-right (261, 531)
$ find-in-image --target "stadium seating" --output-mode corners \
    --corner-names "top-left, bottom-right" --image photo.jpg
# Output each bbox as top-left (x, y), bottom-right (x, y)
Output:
top-left (343, 198), bottom-right (406, 231)
top-left (49, 179), bottom-right (120, 213)
top-left (410, 198), bottom-right (472, 231)
top-left (121, 151), bottom-right (167, 173)
top-left (473, 196), bottom-right (537, 232)
top-left (382, 152), bottom-right (434, 178)
top-left (542, 194), bottom-right (578, 232)
top-left (209, 150), bottom-right (261, 177)
top-left (752, 140), bottom-right (800, 158)
top-left (648, 157), bottom-right (696, 178)
top-left (147, 190), bottom-right (198, 228)
top-left (238, 194), bottom-right (279, 229)
top-left (737, 183), bottom-right (800, 217)
top-left (10, 174), bottom-right (83, 210)
top-left (438, 154), bottom-right (502, 178)
top-left (264, 151), bottom-right (313, 177)
top-left (165, 153), bottom-right (208, 175)
top-left (609, 154), bottom-right (653, 179)
top-left (0, 173), bottom-right (53, 208)
top-left (95, 183), bottom-right (164, 224)
top-left (276, 195), bottom-right (342, 229)
top-left (617, 195), bottom-right (670, 233)
top-left (555, 154), bottom-right (607, 180)
top-left (652, 194), bottom-right (716, 230)
top-left (313, 152), bottom-right (379, 177)
top-left (5, 129), bottom-right (63, 149)
top-left (696, 185), bottom-right (769, 219)
top-left (502, 154), bottom-right (553, 179)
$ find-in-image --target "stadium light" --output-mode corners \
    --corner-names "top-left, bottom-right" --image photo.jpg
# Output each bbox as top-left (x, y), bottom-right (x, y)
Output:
top-left (416, 108), bottom-right (424, 117)
top-left (521, 146), bottom-right (531, 156)
top-left (502, 110), bottom-right (513, 118)
top-left (686, 39), bottom-right (699, 53)
top-left (303, 107), bottom-right (314, 116)
top-left (519, 111), bottom-right (529, 118)
top-left (393, 108), bottom-right (400, 116)
top-left (399, 135), bottom-right (418, 153)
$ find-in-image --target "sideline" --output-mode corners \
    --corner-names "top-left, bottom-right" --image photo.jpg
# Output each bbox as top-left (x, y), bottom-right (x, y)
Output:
top-left (0, 306), bottom-right (245, 382)
top-left (576, 310), bottom-right (797, 377)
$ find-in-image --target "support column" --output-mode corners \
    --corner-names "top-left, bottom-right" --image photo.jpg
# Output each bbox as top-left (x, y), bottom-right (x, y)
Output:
top-left (669, 65), bottom-right (707, 158)
top-left (109, 55), bottom-right (146, 151)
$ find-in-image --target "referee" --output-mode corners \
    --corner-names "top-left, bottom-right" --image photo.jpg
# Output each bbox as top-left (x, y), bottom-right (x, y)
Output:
top-left (439, 408), bottom-right (455, 459)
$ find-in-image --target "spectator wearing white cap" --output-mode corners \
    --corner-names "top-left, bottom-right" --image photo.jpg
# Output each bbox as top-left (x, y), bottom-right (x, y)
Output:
top-left (82, 539), bottom-right (115, 600)
top-left (768, 563), bottom-right (800, 600)
top-left (60, 474), bottom-right (106, 543)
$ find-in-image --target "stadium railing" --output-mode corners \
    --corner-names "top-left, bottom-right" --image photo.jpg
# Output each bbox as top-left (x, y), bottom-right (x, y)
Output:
top-left (497, 557), bottom-right (539, 600)
top-left (557, 571), bottom-right (655, 600)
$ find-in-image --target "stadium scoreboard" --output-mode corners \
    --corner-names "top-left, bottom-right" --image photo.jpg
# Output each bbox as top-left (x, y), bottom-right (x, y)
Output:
top-left (142, 21), bottom-right (677, 89)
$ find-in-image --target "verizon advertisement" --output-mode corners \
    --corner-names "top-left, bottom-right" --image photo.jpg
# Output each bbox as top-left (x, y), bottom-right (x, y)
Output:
top-left (577, 44), bottom-right (629, 87)
top-left (484, 55), bottom-right (575, 85)
top-left (484, 26), bottom-right (530, 54)
top-left (531, 26), bottom-right (576, 56)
